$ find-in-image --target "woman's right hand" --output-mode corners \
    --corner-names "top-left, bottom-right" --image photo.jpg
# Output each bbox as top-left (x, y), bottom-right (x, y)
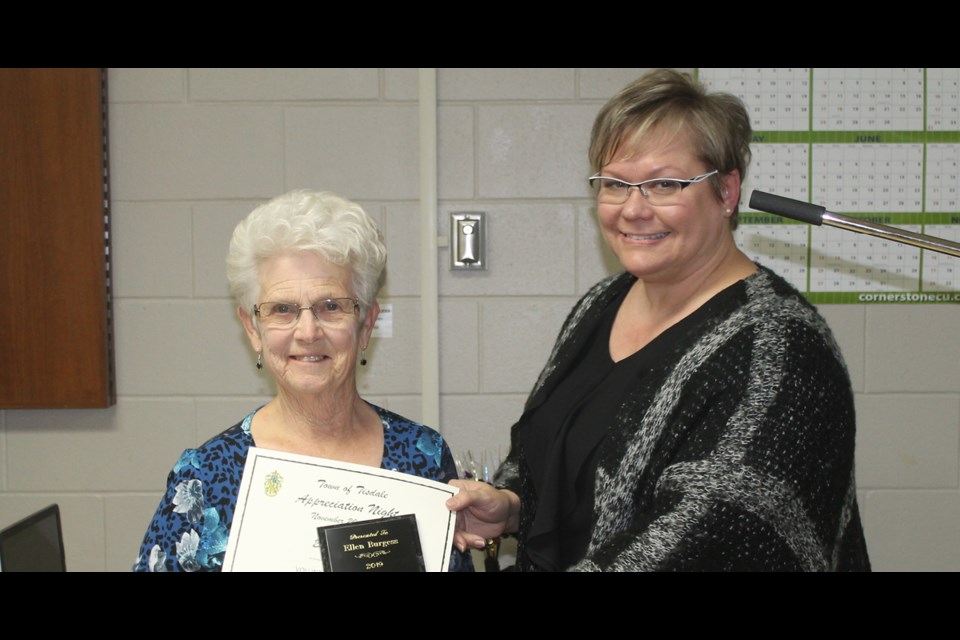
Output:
top-left (446, 480), bottom-right (520, 553)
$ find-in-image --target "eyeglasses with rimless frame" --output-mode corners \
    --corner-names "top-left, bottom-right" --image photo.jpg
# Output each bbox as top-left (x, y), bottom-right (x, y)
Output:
top-left (254, 298), bottom-right (360, 328)
top-left (588, 169), bottom-right (719, 206)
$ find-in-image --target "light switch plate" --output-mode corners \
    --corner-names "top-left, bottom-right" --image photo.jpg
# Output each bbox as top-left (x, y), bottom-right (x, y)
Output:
top-left (450, 212), bottom-right (486, 270)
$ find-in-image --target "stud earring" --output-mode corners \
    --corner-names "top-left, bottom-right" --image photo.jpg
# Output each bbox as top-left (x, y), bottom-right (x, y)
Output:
top-left (256, 352), bottom-right (263, 370)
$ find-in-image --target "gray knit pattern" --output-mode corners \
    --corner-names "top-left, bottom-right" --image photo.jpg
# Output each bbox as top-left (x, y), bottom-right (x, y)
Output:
top-left (497, 266), bottom-right (870, 572)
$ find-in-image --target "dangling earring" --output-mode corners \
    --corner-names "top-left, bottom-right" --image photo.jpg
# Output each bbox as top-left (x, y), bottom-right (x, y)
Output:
top-left (256, 352), bottom-right (263, 370)
top-left (360, 346), bottom-right (367, 366)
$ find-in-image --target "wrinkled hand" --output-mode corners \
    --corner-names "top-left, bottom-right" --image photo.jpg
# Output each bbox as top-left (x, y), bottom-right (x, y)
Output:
top-left (446, 480), bottom-right (520, 553)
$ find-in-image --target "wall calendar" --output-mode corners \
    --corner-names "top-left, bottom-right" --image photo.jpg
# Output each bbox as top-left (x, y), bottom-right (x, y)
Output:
top-left (698, 68), bottom-right (960, 303)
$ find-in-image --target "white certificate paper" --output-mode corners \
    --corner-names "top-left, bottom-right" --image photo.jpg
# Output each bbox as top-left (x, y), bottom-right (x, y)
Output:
top-left (223, 447), bottom-right (458, 572)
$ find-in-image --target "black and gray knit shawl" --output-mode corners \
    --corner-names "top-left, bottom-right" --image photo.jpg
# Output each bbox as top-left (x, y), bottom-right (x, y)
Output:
top-left (495, 266), bottom-right (870, 572)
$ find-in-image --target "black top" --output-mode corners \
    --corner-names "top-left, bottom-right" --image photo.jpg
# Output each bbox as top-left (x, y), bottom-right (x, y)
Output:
top-left (518, 281), bottom-right (743, 571)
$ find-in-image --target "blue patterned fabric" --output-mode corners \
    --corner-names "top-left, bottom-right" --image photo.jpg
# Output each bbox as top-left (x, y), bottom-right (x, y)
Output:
top-left (134, 403), bottom-right (470, 572)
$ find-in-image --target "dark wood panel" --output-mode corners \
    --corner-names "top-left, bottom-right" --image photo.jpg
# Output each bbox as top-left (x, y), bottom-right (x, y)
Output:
top-left (0, 68), bottom-right (115, 407)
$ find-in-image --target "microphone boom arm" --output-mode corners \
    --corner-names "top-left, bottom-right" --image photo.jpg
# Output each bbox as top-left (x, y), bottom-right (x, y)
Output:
top-left (749, 190), bottom-right (960, 259)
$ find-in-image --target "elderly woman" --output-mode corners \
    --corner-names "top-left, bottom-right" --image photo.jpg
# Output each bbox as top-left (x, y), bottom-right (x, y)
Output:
top-left (134, 190), bottom-right (468, 572)
top-left (448, 69), bottom-right (871, 571)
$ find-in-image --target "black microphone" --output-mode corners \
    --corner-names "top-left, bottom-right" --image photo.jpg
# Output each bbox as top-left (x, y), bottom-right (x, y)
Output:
top-left (749, 191), bottom-right (825, 226)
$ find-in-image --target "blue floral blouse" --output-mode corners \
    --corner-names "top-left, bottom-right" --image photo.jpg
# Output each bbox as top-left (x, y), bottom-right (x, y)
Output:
top-left (133, 403), bottom-right (471, 572)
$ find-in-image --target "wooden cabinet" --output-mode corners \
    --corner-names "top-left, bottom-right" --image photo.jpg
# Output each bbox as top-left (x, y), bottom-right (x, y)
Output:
top-left (0, 68), bottom-right (115, 408)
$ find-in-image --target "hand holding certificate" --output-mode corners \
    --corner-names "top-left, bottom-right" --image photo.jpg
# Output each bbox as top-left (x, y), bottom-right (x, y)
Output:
top-left (223, 447), bottom-right (458, 572)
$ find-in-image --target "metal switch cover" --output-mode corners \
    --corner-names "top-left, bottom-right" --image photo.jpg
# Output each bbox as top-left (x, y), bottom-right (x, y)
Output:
top-left (451, 212), bottom-right (485, 270)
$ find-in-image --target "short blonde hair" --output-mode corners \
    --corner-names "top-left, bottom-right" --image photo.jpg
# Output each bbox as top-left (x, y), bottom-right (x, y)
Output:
top-left (589, 69), bottom-right (752, 228)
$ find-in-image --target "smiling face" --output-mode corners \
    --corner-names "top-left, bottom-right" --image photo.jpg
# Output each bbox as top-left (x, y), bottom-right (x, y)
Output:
top-left (238, 251), bottom-right (377, 404)
top-left (596, 126), bottom-right (740, 285)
